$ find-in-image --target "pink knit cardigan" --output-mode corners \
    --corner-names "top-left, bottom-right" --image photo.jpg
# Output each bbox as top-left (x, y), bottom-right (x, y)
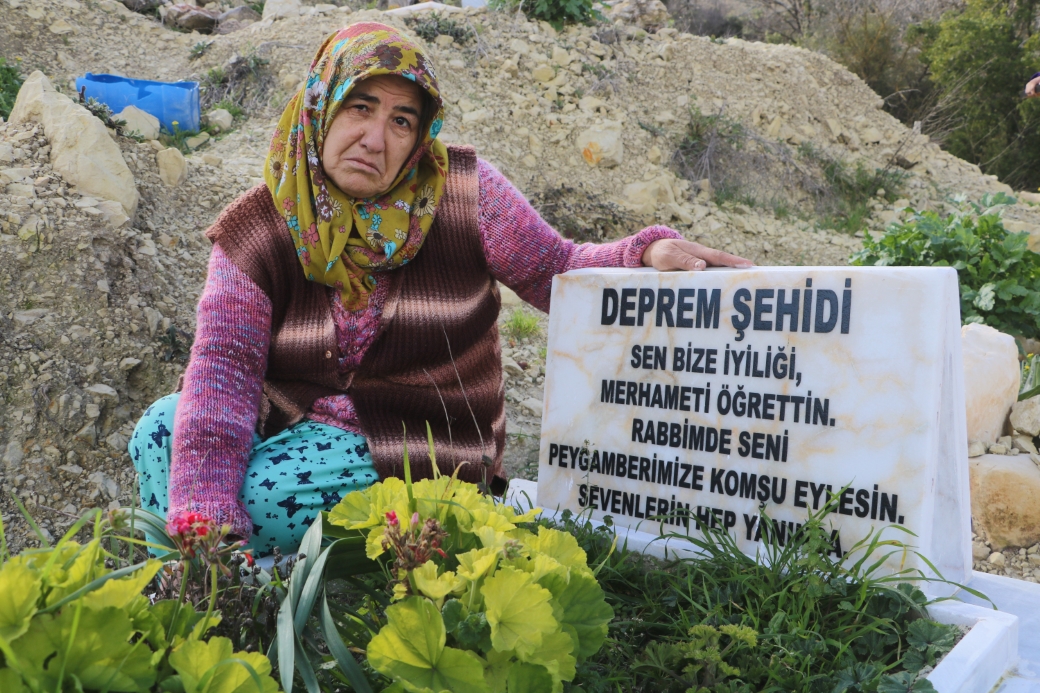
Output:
top-left (171, 159), bottom-right (682, 537)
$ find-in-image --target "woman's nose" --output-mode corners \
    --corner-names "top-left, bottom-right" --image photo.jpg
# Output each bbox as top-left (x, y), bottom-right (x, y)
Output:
top-left (359, 124), bottom-right (385, 153)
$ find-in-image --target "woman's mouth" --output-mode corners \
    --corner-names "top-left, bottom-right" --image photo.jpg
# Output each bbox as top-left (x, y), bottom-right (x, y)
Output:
top-left (345, 157), bottom-right (379, 174)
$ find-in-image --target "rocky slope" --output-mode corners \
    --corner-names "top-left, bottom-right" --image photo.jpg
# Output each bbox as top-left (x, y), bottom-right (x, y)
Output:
top-left (4, 0), bottom-right (1040, 581)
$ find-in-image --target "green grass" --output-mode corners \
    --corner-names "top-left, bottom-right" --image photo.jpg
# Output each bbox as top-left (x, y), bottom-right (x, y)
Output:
top-left (536, 496), bottom-right (977, 693)
top-left (503, 308), bottom-right (540, 341)
top-left (0, 57), bottom-right (25, 120)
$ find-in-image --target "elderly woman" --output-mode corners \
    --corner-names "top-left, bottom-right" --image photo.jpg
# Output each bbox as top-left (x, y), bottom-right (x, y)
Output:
top-left (129, 22), bottom-right (751, 555)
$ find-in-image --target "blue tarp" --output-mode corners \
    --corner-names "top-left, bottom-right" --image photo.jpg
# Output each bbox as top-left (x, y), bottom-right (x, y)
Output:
top-left (75, 73), bottom-right (200, 134)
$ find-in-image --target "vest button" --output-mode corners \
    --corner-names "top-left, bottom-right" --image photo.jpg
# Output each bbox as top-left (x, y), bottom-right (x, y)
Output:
top-left (325, 351), bottom-right (333, 359)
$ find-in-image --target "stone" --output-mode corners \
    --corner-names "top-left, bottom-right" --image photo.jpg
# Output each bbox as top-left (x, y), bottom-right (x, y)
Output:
top-left (119, 357), bottom-right (142, 370)
top-left (1011, 395), bottom-right (1040, 437)
top-left (49, 19), bottom-right (75, 34)
top-left (166, 4), bottom-right (219, 31)
top-left (2, 439), bottom-right (24, 469)
top-left (531, 64), bottom-right (555, 83)
top-left (88, 471), bottom-right (120, 499)
top-left (218, 5), bottom-right (261, 24)
top-left (97, 200), bottom-right (130, 229)
top-left (970, 454), bottom-right (1040, 550)
top-left (13, 309), bottom-right (49, 326)
top-left (962, 323), bottom-right (1019, 444)
top-left (156, 147), bottom-right (187, 187)
top-left (1014, 434), bottom-right (1039, 455)
top-left (503, 356), bottom-right (525, 377)
top-left (988, 551), bottom-right (1007, 567)
top-left (202, 153), bottom-right (223, 167)
top-left (551, 45), bottom-right (572, 66)
top-left (972, 541), bottom-right (991, 560)
top-left (202, 108), bottom-right (233, 133)
top-left (576, 122), bottom-right (623, 168)
top-left (577, 96), bottom-right (607, 114)
top-left (185, 132), bottom-right (210, 149)
top-left (86, 383), bottom-right (119, 399)
top-left (537, 267), bottom-right (972, 584)
top-left (520, 397), bottom-right (543, 417)
top-left (989, 443), bottom-right (1009, 455)
top-left (861, 127), bottom-right (882, 144)
top-left (435, 34), bottom-right (455, 47)
top-left (623, 175), bottom-right (677, 214)
top-left (117, 105), bottom-right (159, 140)
top-left (968, 440), bottom-right (987, 457)
top-left (262, 0), bottom-right (301, 19)
top-left (9, 72), bottom-right (138, 217)
top-left (508, 38), bottom-right (529, 55)
top-left (462, 109), bottom-right (488, 124)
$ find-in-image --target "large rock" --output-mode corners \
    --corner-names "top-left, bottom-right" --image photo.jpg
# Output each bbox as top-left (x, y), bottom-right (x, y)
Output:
top-left (1011, 396), bottom-right (1040, 437)
top-left (165, 4), bottom-right (219, 32)
top-left (970, 453), bottom-right (1040, 550)
top-left (962, 323), bottom-right (1019, 444)
top-left (576, 122), bottom-right (623, 168)
top-left (156, 147), bottom-right (187, 187)
top-left (9, 72), bottom-right (138, 218)
top-left (262, 0), bottom-right (302, 20)
top-left (202, 108), bottom-right (234, 133)
top-left (120, 0), bottom-right (163, 11)
top-left (117, 105), bottom-right (159, 140)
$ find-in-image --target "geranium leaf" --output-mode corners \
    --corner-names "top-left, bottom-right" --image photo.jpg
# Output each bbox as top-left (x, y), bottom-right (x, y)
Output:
top-left (553, 571), bottom-right (613, 660)
top-left (413, 562), bottom-right (465, 605)
top-left (169, 637), bottom-right (279, 693)
top-left (0, 668), bottom-right (26, 693)
top-left (483, 567), bottom-right (557, 658)
top-left (368, 596), bottom-right (489, 693)
top-left (506, 662), bottom-right (554, 693)
top-left (526, 529), bottom-right (588, 574)
top-left (0, 561), bottom-right (41, 642)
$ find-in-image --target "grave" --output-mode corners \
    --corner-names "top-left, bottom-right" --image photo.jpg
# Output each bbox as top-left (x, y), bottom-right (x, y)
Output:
top-left (509, 266), bottom-right (1040, 693)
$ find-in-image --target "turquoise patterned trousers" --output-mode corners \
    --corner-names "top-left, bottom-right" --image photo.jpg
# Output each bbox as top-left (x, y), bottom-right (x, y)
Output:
top-left (129, 393), bottom-right (378, 556)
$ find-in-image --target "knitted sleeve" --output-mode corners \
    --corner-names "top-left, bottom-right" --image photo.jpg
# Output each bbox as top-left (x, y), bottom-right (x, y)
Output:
top-left (169, 244), bottom-right (271, 540)
top-left (477, 158), bottom-right (682, 312)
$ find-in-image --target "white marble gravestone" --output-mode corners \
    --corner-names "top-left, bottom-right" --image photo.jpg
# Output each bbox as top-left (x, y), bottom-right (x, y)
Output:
top-left (536, 266), bottom-right (973, 589)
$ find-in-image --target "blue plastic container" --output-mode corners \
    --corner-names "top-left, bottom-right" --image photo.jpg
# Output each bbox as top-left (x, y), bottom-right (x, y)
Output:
top-left (75, 73), bottom-right (201, 134)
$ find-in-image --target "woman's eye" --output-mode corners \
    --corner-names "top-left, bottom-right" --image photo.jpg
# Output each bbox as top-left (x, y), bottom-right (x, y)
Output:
top-left (395, 117), bottom-right (412, 128)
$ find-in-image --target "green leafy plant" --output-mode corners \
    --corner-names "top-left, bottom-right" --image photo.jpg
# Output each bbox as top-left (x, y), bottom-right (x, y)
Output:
top-left (190, 41), bottom-right (213, 60)
top-left (503, 309), bottom-right (540, 341)
top-left (523, 0), bottom-right (602, 30)
top-left (0, 505), bottom-right (279, 693)
top-left (0, 57), bottom-right (23, 120)
top-left (405, 13), bottom-right (475, 44)
top-left (321, 438), bottom-right (615, 692)
top-left (851, 193), bottom-right (1040, 339)
top-left (554, 490), bottom-right (976, 692)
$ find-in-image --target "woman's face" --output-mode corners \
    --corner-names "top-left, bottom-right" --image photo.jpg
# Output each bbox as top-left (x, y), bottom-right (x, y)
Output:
top-left (321, 74), bottom-right (424, 199)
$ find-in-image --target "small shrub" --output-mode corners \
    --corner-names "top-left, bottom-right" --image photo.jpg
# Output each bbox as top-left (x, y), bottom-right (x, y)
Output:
top-left (522, 0), bottom-right (602, 30)
top-left (405, 12), bottom-right (475, 44)
top-left (503, 308), bottom-right (540, 340)
top-left (0, 506), bottom-right (279, 693)
top-left (189, 40), bottom-right (213, 60)
top-left (851, 193), bottom-right (1040, 339)
top-left (78, 93), bottom-right (127, 131)
top-left (0, 57), bottom-right (23, 120)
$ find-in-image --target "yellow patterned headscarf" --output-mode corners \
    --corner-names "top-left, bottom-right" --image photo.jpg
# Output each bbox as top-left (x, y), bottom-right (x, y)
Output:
top-left (264, 22), bottom-right (448, 310)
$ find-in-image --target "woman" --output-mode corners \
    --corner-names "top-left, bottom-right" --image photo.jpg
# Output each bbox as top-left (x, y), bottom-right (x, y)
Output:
top-left (129, 22), bottom-right (751, 556)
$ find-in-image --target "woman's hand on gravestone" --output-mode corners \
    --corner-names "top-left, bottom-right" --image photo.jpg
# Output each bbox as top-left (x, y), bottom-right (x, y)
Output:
top-left (641, 238), bottom-right (754, 272)
top-left (1026, 75), bottom-right (1040, 97)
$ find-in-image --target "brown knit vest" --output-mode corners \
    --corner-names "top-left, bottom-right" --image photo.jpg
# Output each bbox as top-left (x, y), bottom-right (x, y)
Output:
top-left (205, 145), bottom-right (506, 489)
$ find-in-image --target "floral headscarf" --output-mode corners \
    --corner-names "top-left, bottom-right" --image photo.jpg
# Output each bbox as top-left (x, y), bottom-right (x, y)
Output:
top-left (264, 22), bottom-right (448, 310)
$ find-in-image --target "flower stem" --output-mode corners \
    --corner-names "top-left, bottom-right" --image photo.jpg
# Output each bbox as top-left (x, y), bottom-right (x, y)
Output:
top-left (197, 562), bottom-right (219, 639)
top-left (167, 560), bottom-right (190, 643)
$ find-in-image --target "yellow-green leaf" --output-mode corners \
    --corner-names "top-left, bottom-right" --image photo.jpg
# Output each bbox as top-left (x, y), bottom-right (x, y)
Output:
top-left (169, 636), bottom-right (279, 693)
top-left (483, 567), bottom-right (557, 659)
top-left (413, 562), bottom-right (465, 605)
top-left (456, 547), bottom-right (499, 583)
top-left (80, 560), bottom-right (161, 611)
top-left (368, 596), bottom-right (489, 693)
top-left (526, 529), bottom-right (589, 575)
top-left (554, 571), bottom-right (613, 660)
top-left (0, 561), bottom-right (41, 642)
top-left (506, 662), bottom-right (554, 693)
top-left (524, 629), bottom-right (576, 691)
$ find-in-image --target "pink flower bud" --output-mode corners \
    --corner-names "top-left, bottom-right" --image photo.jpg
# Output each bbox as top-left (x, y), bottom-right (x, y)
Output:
top-left (411, 512), bottom-right (420, 528)
top-left (386, 510), bottom-right (399, 526)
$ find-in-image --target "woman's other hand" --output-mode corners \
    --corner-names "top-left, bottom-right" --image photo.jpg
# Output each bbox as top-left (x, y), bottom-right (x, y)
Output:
top-left (641, 238), bottom-right (754, 271)
top-left (1026, 75), bottom-right (1040, 97)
